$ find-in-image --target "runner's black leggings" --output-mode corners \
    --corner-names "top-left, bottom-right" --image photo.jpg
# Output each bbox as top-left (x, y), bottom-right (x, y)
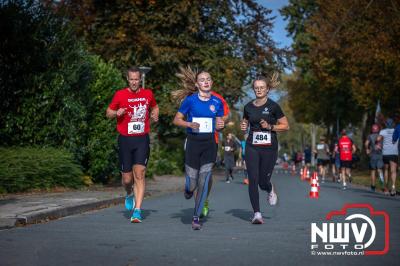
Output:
top-left (245, 144), bottom-right (278, 213)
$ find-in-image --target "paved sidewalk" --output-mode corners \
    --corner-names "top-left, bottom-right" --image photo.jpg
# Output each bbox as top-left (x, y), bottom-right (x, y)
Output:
top-left (0, 175), bottom-right (184, 229)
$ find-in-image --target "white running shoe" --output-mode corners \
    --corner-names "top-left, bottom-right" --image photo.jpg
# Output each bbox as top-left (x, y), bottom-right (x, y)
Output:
top-left (378, 173), bottom-right (384, 184)
top-left (251, 212), bottom-right (264, 224)
top-left (268, 185), bottom-right (278, 206)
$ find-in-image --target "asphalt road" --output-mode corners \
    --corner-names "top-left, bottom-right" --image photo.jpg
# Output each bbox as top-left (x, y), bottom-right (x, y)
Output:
top-left (0, 171), bottom-right (399, 266)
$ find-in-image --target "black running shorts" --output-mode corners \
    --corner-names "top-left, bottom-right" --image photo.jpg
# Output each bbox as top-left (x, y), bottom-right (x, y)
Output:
top-left (118, 134), bottom-right (150, 172)
top-left (340, 160), bottom-right (352, 169)
top-left (383, 155), bottom-right (398, 164)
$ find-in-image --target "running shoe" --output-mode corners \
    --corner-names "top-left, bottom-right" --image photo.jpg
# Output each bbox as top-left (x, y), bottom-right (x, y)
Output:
top-left (192, 216), bottom-right (201, 230)
top-left (125, 194), bottom-right (135, 211)
top-left (201, 199), bottom-right (209, 218)
top-left (130, 208), bottom-right (142, 223)
top-left (370, 185), bottom-right (376, 192)
top-left (342, 183), bottom-right (347, 190)
top-left (383, 188), bottom-right (390, 196)
top-left (390, 186), bottom-right (396, 196)
top-left (184, 189), bottom-right (193, 199)
top-left (226, 180), bottom-right (231, 184)
top-left (251, 212), bottom-right (264, 224)
top-left (267, 185), bottom-right (278, 206)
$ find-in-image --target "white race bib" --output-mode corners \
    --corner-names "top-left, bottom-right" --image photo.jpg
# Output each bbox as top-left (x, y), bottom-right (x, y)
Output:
top-left (317, 144), bottom-right (324, 150)
top-left (224, 146), bottom-right (231, 152)
top-left (192, 117), bottom-right (213, 133)
top-left (252, 131), bottom-right (272, 145)
top-left (128, 121), bottom-right (145, 134)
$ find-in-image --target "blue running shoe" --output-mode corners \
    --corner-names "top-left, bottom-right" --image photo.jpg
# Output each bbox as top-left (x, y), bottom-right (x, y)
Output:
top-left (131, 208), bottom-right (142, 223)
top-left (125, 194), bottom-right (135, 211)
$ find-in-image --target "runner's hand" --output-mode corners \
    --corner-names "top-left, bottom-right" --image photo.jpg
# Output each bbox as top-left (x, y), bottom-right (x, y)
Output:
top-left (240, 119), bottom-right (248, 131)
top-left (216, 117), bottom-right (225, 130)
top-left (116, 108), bottom-right (126, 117)
top-left (188, 122), bottom-right (200, 129)
top-left (260, 119), bottom-right (270, 129)
top-left (150, 110), bottom-right (159, 122)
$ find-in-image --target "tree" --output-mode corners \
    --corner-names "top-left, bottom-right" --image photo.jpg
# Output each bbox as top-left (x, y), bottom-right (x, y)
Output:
top-left (281, 0), bottom-right (400, 142)
top-left (57, 0), bottom-right (288, 142)
top-left (0, 0), bottom-right (92, 164)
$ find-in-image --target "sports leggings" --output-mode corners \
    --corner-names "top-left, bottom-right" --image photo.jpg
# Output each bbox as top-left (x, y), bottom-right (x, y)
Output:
top-left (245, 144), bottom-right (278, 213)
top-left (184, 134), bottom-right (217, 217)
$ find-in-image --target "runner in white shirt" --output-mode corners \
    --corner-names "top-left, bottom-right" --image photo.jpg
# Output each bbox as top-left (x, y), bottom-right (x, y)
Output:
top-left (379, 118), bottom-right (398, 196)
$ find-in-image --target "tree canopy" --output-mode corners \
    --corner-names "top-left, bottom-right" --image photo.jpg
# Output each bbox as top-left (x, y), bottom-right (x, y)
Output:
top-left (281, 0), bottom-right (400, 135)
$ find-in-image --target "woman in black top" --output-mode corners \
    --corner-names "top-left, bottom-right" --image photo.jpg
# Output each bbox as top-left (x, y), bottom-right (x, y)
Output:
top-left (241, 73), bottom-right (289, 224)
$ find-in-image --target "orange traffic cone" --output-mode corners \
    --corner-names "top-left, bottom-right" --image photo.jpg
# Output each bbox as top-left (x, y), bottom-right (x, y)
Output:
top-left (300, 167), bottom-right (304, 180)
top-left (310, 172), bottom-right (320, 188)
top-left (309, 174), bottom-right (319, 199)
top-left (306, 168), bottom-right (310, 180)
top-left (315, 173), bottom-right (320, 189)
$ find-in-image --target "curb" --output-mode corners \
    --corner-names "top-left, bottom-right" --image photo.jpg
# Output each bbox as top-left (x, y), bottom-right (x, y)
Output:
top-left (1, 197), bottom-right (124, 230)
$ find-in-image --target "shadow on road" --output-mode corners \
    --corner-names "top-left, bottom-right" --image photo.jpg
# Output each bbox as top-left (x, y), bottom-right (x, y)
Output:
top-left (225, 209), bottom-right (254, 222)
top-left (170, 208), bottom-right (210, 225)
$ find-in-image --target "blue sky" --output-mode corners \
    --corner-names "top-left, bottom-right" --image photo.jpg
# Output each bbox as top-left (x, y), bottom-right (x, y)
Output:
top-left (256, 0), bottom-right (292, 48)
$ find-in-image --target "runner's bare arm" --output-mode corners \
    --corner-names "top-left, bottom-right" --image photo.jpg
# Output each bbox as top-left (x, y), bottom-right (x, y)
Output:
top-left (259, 117), bottom-right (289, 132)
top-left (173, 112), bottom-right (199, 129)
top-left (364, 139), bottom-right (370, 155)
top-left (352, 144), bottom-right (357, 153)
top-left (216, 117), bottom-right (225, 130)
top-left (272, 116), bottom-right (289, 132)
top-left (222, 115), bottom-right (229, 122)
top-left (106, 107), bottom-right (126, 119)
top-left (150, 105), bottom-right (159, 122)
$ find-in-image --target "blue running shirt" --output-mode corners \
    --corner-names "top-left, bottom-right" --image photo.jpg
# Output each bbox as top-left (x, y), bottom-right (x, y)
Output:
top-left (178, 93), bottom-right (224, 134)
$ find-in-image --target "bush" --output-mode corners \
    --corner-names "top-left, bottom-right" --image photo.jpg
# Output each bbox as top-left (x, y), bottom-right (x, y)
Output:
top-left (146, 143), bottom-right (184, 178)
top-left (85, 55), bottom-right (125, 182)
top-left (0, 147), bottom-right (84, 193)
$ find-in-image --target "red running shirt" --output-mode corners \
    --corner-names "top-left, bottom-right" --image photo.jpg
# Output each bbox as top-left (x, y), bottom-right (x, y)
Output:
top-left (108, 88), bottom-right (157, 136)
top-left (211, 91), bottom-right (230, 144)
top-left (338, 136), bottom-right (353, 161)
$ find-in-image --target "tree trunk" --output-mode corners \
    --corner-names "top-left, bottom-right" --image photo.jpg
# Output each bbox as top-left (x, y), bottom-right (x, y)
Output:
top-left (310, 123), bottom-right (317, 167)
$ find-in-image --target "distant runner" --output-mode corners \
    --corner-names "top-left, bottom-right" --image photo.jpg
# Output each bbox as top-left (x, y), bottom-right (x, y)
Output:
top-left (380, 118), bottom-right (398, 196)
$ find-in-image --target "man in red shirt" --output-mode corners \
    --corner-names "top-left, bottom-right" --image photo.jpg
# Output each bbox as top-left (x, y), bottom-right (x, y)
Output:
top-left (338, 129), bottom-right (356, 190)
top-left (106, 66), bottom-right (159, 223)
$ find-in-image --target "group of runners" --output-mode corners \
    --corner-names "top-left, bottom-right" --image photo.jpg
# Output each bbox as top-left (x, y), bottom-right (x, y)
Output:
top-left (312, 131), bottom-right (357, 190)
top-left (308, 121), bottom-right (399, 195)
top-left (365, 119), bottom-right (399, 195)
top-left (106, 66), bottom-right (289, 230)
